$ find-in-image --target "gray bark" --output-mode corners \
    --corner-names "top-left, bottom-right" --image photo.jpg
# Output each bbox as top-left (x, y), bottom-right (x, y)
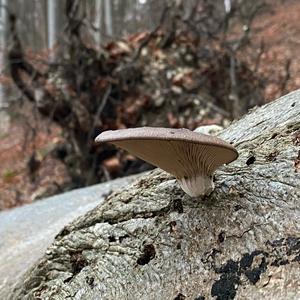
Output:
top-left (224, 0), bottom-right (231, 13)
top-left (104, 0), bottom-right (113, 36)
top-left (0, 173), bottom-right (143, 299)
top-left (0, 0), bottom-right (7, 108)
top-left (94, 0), bottom-right (102, 46)
top-left (47, 0), bottom-right (56, 60)
top-left (10, 90), bottom-right (300, 299)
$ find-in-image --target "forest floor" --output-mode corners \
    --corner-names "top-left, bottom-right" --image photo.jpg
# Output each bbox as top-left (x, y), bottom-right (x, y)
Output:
top-left (253, 0), bottom-right (300, 101)
top-left (0, 105), bottom-right (69, 209)
top-left (1, 0), bottom-right (300, 210)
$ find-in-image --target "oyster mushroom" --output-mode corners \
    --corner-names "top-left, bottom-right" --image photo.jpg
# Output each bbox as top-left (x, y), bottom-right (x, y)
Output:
top-left (95, 127), bottom-right (238, 197)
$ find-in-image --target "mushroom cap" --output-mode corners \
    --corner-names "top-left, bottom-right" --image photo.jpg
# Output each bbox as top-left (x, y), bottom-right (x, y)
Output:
top-left (95, 127), bottom-right (238, 180)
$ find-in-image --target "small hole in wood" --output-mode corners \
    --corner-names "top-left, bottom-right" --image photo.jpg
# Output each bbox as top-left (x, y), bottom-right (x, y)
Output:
top-left (173, 198), bottom-right (184, 213)
top-left (173, 293), bottom-right (186, 300)
top-left (234, 204), bottom-right (243, 211)
top-left (136, 244), bottom-right (156, 265)
top-left (246, 156), bottom-right (256, 166)
top-left (108, 235), bottom-right (116, 242)
top-left (270, 133), bottom-right (278, 139)
top-left (218, 231), bottom-right (226, 243)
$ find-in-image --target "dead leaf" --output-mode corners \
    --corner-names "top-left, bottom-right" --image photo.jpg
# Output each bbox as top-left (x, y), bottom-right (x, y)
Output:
top-left (103, 157), bottom-right (121, 173)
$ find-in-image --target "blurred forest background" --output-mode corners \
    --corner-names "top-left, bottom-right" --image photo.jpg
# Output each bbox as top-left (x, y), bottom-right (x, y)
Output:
top-left (0, 0), bottom-right (299, 210)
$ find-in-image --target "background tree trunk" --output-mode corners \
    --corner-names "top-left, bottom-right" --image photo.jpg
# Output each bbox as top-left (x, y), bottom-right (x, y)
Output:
top-left (104, 0), bottom-right (113, 37)
top-left (10, 91), bottom-right (300, 299)
top-left (0, 0), bottom-right (7, 108)
top-left (47, 0), bottom-right (57, 60)
top-left (94, 0), bottom-right (102, 46)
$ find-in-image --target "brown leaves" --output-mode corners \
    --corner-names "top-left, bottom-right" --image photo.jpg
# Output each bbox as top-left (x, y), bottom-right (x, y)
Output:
top-left (127, 32), bottom-right (149, 45)
top-left (167, 112), bottom-right (181, 128)
top-left (93, 78), bottom-right (110, 93)
top-left (105, 41), bottom-right (132, 60)
top-left (102, 157), bottom-right (121, 173)
top-left (116, 95), bottom-right (150, 127)
top-left (172, 68), bottom-right (198, 91)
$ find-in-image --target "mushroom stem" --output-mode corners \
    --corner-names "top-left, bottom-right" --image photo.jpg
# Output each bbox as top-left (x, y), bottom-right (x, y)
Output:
top-left (177, 175), bottom-right (214, 197)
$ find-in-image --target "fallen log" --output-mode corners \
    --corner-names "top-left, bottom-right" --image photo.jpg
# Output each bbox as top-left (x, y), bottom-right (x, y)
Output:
top-left (11, 90), bottom-right (300, 299)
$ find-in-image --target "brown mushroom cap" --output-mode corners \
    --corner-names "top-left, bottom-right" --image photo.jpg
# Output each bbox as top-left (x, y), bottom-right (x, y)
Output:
top-left (95, 127), bottom-right (238, 181)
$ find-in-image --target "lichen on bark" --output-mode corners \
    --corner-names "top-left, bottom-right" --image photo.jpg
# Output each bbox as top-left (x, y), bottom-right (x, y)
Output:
top-left (11, 91), bottom-right (300, 299)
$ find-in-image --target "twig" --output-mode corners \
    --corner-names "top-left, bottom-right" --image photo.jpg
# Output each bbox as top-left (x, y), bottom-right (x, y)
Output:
top-left (190, 94), bottom-right (231, 118)
top-left (229, 55), bottom-right (241, 118)
top-left (87, 83), bottom-right (112, 145)
top-left (280, 59), bottom-right (291, 94)
top-left (254, 39), bottom-right (265, 72)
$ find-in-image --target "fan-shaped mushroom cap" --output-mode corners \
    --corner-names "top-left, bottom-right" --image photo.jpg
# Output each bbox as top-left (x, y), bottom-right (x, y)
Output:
top-left (95, 127), bottom-right (238, 197)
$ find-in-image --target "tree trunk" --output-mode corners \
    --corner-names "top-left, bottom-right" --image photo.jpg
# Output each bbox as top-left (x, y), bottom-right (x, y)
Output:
top-left (0, 0), bottom-right (7, 108)
top-left (47, 0), bottom-right (56, 60)
top-left (94, 0), bottom-right (102, 47)
top-left (224, 0), bottom-right (231, 13)
top-left (104, 0), bottom-right (113, 36)
top-left (10, 90), bottom-right (300, 299)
